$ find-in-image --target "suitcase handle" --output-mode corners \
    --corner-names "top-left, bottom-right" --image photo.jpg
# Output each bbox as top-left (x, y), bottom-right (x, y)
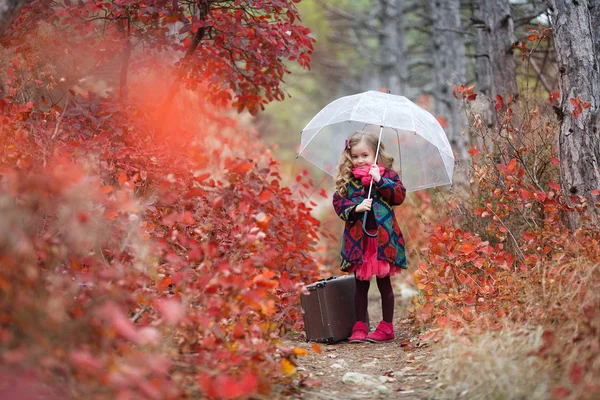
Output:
top-left (314, 276), bottom-right (338, 288)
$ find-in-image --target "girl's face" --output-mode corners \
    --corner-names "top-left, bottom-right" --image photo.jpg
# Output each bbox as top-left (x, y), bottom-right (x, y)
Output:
top-left (350, 140), bottom-right (375, 168)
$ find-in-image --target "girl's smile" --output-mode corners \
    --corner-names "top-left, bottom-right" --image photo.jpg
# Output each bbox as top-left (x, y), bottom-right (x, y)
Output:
top-left (350, 141), bottom-right (375, 168)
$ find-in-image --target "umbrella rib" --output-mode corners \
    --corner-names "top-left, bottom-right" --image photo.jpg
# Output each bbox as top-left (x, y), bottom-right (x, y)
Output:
top-left (381, 91), bottom-right (389, 126)
top-left (408, 101), bottom-right (417, 132)
top-left (297, 126), bottom-right (325, 156)
top-left (349, 92), bottom-right (366, 122)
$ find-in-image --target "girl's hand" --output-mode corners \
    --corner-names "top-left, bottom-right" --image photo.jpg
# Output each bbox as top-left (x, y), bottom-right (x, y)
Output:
top-left (369, 164), bottom-right (381, 183)
top-left (355, 198), bottom-right (372, 213)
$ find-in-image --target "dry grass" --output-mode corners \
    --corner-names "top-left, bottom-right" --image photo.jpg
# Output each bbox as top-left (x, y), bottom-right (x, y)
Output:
top-left (431, 327), bottom-right (552, 400)
top-left (429, 258), bottom-right (600, 400)
top-left (522, 259), bottom-right (600, 400)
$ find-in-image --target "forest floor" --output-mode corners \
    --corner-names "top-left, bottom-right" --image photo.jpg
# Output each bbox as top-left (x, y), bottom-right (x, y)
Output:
top-left (284, 285), bottom-right (439, 400)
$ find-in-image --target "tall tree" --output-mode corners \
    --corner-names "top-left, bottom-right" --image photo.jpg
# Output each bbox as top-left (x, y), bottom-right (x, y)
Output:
top-left (429, 0), bottom-right (468, 159)
top-left (316, 0), bottom-right (427, 97)
top-left (548, 0), bottom-right (600, 228)
top-left (472, 0), bottom-right (518, 124)
top-left (591, 0), bottom-right (600, 58)
top-left (378, 0), bottom-right (397, 91)
top-left (548, 0), bottom-right (600, 227)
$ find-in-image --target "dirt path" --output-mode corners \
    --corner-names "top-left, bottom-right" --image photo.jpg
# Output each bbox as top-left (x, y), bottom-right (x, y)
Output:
top-left (285, 286), bottom-right (438, 399)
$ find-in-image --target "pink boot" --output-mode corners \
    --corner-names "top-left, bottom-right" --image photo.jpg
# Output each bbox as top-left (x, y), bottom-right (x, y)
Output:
top-left (365, 321), bottom-right (394, 343)
top-left (348, 321), bottom-right (369, 343)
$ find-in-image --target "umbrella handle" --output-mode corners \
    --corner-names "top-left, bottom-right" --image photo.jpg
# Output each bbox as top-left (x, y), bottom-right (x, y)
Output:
top-left (362, 172), bottom-right (377, 237)
top-left (362, 212), bottom-right (377, 237)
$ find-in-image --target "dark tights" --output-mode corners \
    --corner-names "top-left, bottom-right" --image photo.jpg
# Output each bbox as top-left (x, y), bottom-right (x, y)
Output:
top-left (355, 275), bottom-right (395, 323)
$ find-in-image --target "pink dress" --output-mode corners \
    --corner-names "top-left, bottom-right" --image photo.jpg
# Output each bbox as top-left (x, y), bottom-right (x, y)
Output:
top-left (348, 229), bottom-right (400, 281)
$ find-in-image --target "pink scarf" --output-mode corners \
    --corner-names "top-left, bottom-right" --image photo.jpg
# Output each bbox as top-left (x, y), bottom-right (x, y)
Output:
top-left (352, 165), bottom-right (385, 187)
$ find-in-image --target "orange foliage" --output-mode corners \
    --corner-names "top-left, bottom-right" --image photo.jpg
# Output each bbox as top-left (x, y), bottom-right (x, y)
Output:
top-left (0, 65), bottom-right (323, 398)
top-left (410, 86), bottom-right (600, 398)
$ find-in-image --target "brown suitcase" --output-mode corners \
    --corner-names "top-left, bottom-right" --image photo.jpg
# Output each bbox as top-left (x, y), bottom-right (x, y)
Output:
top-left (300, 275), bottom-right (359, 344)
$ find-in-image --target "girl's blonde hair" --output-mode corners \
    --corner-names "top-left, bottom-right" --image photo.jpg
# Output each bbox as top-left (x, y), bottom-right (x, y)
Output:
top-left (334, 131), bottom-right (395, 197)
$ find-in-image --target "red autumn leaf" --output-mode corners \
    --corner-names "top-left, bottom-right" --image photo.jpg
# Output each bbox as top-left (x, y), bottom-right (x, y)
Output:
top-left (552, 387), bottom-right (570, 398)
top-left (568, 363), bottom-right (582, 384)
top-left (99, 302), bottom-right (140, 343)
top-left (211, 196), bottom-right (224, 209)
top-left (468, 147), bottom-right (481, 157)
top-left (258, 189), bottom-right (271, 204)
top-left (459, 244), bottom-right (476, 254)
top-left (279, 271), bottom-right (293, 291)
top-left (420, 329), bottom-right (438, 341)
top-left (104, 209), bottom-right (118, 220)
top-left (237, 371), bottom-right (259, 395)
top-left (156, 299), bottom-right (185, 326)
top-left (158, 277), bottom-right (172, 291)
top-left (70, 349), bottom-right (103, 372)
top-left (184, 188), bottom-right (205, 199)
top-left (311, 343), bottom-right (322, 354)
top-left (231, 161), bottom-right (253, 174)
top-left (463, 296), bottom-right (477, 306)
top-left (540, 330), bottom-right (554, 353)
top-left (100, 185), bottom-right (113, 194)
top-left (117, 172), bottom-right (128, 186)
top-left (194, 172), bottom-right (211, 182)
top-left (495, 95), bottom-right (503, 112)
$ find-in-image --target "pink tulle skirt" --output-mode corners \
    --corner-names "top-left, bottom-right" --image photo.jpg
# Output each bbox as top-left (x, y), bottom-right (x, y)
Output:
top-left (348, 230), bottom-right (399, 281)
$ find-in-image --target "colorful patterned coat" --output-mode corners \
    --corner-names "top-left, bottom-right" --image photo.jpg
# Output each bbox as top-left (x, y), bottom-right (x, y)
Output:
top-left (332, 169), bottom-right (407, 272)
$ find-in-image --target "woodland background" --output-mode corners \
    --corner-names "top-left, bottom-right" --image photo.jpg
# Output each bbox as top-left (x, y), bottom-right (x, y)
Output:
top-left (0, 0), bottom-right (599, 399)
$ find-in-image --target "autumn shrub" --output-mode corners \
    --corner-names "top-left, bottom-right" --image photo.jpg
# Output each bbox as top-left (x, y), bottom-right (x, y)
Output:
top-left (411, 89), bottom-right (600, 399)
top-left (0, 65), bottom-right (324, 398)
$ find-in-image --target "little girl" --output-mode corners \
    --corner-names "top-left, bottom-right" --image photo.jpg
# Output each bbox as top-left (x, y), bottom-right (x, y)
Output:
top-left (332, 131), bottom-right (407, 343)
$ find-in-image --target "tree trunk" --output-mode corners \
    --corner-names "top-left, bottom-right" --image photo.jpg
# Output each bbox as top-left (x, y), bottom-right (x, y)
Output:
top-left (548, 0), bottom-right (600, 228)
top-left (119, 14), bottom-right (132, 100)
top-left (378, 0), bottom-right (396, 91)
top-left (394, 0), bottom-right (409, 95)
top-left (489, 0), bottom-right (518, 100)
top-left (0, 0), bottom-right (26, 37)
top-left (473, 0), bottom-right (494, 126)
top-left (160, 2), bottom-right (210, 127)
top-left (473, 0), bottom-right (518, 124)
top-left (429, 0), bottom-right (469, 160)
top-left (591, 0), bottom-right (600, 59)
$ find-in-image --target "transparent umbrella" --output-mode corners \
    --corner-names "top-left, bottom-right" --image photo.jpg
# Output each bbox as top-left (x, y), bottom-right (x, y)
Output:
top-left (298, 90), bottom-right (455, 193)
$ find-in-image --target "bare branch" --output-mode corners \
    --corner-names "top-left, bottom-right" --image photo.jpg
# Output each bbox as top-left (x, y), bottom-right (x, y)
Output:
top-left (0, 0), bottom-right (26, 37)
top-left (528, 55), bottom-right (553, 92)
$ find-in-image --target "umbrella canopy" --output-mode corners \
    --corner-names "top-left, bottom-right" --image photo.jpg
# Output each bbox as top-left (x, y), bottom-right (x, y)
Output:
top-left (298, 90), bottom-right (455, 192)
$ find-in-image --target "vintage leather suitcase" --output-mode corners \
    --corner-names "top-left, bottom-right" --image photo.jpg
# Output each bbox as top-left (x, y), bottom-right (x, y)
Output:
top-left (300, 275), bottom-right (359, 344)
